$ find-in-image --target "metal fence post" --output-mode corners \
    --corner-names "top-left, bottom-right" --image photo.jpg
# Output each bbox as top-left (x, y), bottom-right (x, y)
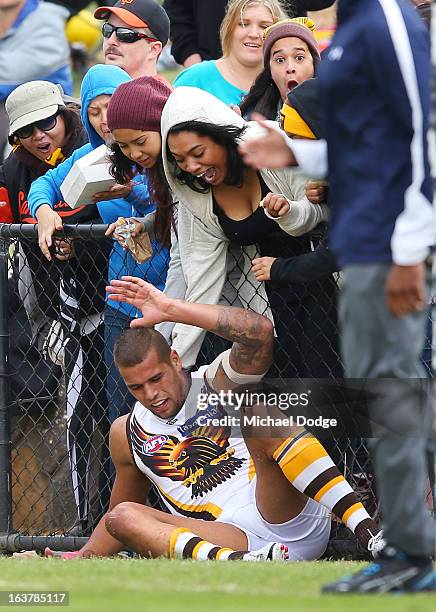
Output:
top-left (0, 228), bottom-right (12, 537)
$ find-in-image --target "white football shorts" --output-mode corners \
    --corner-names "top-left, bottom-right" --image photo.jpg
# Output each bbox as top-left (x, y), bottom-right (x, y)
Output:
top-left (219, 478), bottom-right (331, 560)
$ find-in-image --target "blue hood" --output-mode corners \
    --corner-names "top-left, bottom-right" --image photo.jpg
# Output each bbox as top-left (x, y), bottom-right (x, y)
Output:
top-left (80, 64), bottom-right (131, 149)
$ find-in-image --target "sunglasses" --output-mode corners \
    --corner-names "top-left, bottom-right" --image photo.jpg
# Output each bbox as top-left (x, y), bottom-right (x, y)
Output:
top-left (14, 113), bottom-right (59, 140)
top-left (102, 23), bottom-right (157, 44)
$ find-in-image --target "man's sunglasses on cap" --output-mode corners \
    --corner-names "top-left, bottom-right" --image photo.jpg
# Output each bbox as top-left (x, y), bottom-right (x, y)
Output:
top-left (102, 23), bottom-right (157, 44)
top-left (14, 112), bottom-right (59, 140)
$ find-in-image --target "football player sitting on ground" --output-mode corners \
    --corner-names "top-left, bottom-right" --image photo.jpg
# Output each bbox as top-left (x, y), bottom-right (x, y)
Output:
top-left (48, 277), bottom-right (383, 561)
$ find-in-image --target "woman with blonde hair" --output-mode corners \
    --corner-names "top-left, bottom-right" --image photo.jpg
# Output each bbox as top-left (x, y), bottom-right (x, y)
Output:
top-left (173, 0), bottom-right (289, 105)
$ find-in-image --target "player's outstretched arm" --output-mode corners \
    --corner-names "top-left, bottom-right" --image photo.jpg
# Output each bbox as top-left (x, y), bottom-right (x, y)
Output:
top-left (107, 276), bottom-right (273, 375)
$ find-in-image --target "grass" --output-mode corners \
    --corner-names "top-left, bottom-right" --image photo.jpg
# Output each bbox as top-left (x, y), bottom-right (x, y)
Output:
top-left (0, 558), bottom-right (434, 612)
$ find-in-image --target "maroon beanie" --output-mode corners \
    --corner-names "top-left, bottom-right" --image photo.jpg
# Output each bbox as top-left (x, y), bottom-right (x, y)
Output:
top-left (263, 18), bottom-right (321, 68)
top-left (107, 76), bottom-right (172, 133)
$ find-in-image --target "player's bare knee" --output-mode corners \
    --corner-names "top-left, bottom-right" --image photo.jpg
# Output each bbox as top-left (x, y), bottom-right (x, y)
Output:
top-left (105, 502), bottom-right (136, 537)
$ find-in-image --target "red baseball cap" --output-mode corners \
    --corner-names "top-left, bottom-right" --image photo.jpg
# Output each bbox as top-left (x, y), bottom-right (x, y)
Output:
top-left (95, 0), bottom-right (170, 46)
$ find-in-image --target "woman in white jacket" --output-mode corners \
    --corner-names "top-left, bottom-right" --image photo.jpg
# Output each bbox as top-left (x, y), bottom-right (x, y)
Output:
top-left (160, 86), bottom-right (332, 375)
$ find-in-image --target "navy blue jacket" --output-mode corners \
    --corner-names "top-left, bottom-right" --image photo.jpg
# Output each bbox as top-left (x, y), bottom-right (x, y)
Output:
top-left (318, 0), bottom-right (433, 267)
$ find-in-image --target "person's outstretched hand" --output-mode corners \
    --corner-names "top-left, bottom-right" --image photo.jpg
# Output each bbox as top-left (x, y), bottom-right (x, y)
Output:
top-left (54, 237), bottom-right (75, 261)
top-left (239, 113), bottom-right (296, 170)
top-left (107, 276), bottom-right (173, 327)
top-left (36, 204), bottom-right (64, 261)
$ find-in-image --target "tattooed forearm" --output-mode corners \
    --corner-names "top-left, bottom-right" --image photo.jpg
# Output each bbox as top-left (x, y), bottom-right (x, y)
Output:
top-left (215, 307), bottom-right (273, 373)
top-left (215, 307), bottom-right (269, 344)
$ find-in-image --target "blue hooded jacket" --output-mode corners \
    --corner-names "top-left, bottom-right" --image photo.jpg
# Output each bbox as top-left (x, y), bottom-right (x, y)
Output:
top-left (28, 64), bottom-right (169, 316)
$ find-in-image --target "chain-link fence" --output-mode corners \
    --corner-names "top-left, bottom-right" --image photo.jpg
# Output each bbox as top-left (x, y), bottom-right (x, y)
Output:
top-left (0, 223), bottom-right (433, 557)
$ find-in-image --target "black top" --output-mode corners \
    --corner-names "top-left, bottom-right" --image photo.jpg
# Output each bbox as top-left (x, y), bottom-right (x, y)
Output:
top-left (212, 173), bottom-right (312, 260)
top-left (215, 204), bottom-right (278, 247)
top-left (213, 174), bottom-right (277, 246)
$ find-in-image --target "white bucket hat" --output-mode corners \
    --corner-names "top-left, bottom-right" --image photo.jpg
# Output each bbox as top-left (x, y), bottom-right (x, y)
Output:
top-left (6, 81), bottom-right (65, 136)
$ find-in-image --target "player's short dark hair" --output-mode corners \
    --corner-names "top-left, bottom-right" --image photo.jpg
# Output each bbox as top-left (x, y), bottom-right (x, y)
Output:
top-left (114, 328), bottom-right (171, 369)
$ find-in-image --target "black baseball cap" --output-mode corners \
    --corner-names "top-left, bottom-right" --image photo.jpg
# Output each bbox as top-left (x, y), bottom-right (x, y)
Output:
top-left (94, 0), bottom-right (170, 46)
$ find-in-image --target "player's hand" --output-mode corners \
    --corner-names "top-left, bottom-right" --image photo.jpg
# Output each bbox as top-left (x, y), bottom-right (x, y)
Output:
top-left (385, 263), bottom-right (426, 318)
top-left (305, 180), bottom-right (328, 204)
top-left (105, 218), bottom-right (145, 248)
top-left (252, 257), bottom-right (277, 282)
top-left (239, 113), bottom-right (296, 169)
top-left (36, 205), bottom-right (64, 261)
top-left (106, 276), bottom-right (173, 327)
top-left (93, 182), bottom-right (132, 203)
top-left (262, 193), bottom-right (290, 218)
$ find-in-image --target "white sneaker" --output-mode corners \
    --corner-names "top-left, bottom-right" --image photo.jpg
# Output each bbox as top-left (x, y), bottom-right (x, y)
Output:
top-left (242, 542), bottom-right (289, 562)
top-left (367, 530), bottom-right (386, 559)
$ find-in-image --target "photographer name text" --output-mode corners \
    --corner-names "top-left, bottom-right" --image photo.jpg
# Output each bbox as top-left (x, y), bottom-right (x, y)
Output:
top-left (197, 414), bottom-right (337, 429)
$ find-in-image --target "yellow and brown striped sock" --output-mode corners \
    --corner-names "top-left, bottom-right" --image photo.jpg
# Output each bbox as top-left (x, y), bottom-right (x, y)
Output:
top-left (169, 529), bottom-right (288, 561)
top-left (169, 528), bottom-right (246, 560)
top-left (273, 432), bottom-right (379, 548)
